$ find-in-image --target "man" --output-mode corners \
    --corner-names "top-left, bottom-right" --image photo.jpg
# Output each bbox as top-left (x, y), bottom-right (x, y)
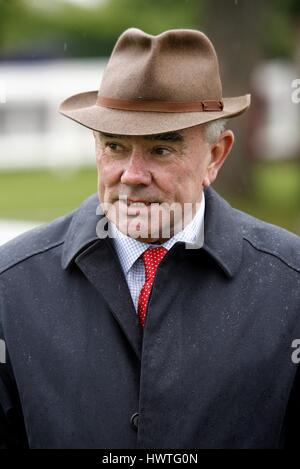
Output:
top-left (0, 28), bottom-right (300, 449)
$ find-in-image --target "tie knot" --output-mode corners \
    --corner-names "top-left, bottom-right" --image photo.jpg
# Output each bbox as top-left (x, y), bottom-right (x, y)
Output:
top-left (142, 246), bottom-right (168, 281)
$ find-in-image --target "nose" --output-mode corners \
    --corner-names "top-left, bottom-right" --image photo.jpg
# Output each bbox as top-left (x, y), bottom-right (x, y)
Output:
top-left (120, 149), bottom-right (151, 186)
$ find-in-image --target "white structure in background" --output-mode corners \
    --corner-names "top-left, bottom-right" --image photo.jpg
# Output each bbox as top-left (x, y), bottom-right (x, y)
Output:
top-left (0, 219), bottom-right (41, 246)
top-left (0, 59), bottom-right (106, 169)
top-left (251, 61), bottom-right (300, 159)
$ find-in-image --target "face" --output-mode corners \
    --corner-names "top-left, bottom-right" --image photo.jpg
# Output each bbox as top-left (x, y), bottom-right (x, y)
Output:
top-left (94, 124), bottom-right (233, 243)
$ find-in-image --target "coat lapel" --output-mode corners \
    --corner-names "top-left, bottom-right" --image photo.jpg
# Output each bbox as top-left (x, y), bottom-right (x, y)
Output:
top-left (75, 239), bottom-right (143, 361)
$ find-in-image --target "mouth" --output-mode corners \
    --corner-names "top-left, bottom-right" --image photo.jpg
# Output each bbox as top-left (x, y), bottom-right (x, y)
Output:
top-left (118, 197), bottom-right (157, 207)
top-left (127, 200), bottom-right (152, 207)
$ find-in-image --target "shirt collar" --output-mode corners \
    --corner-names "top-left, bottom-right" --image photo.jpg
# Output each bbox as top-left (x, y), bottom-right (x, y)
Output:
top-left (110, 194), bottom-right (205, 274)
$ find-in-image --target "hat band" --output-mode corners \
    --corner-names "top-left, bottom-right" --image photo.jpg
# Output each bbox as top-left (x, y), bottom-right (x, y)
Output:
top-left (97, 96), bottom-right (224, 113)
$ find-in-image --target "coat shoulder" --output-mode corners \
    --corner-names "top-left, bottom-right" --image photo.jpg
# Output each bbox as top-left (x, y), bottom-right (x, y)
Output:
top-left (234, 208), bottom-right (300, 273)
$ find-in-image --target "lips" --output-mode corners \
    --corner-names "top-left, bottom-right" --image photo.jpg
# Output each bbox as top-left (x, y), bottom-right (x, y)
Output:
top-left (127, 200), bottom-right (152, 206)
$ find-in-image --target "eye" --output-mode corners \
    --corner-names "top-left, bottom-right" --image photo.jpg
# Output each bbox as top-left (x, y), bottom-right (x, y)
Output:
top-left (106, 142), bottom-right (123, 152)
top-left (152, 147), bottom-right (171, 156)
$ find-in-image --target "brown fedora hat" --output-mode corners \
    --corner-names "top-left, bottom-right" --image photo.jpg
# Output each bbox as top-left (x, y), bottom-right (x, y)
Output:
top-left (59, 28), bottom-right (250, 135)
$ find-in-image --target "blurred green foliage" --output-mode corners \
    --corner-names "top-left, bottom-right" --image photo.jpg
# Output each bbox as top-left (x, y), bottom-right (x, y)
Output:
top-left (0, 0), bottom-right (299, 59)
top-left (0, 0), bottom-right (200, 57)
top-left (261, 0), bottom-right (300, 58)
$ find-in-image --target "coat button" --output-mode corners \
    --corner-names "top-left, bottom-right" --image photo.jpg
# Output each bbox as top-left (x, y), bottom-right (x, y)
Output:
top-left (130, 412), bottom-right (139, 430)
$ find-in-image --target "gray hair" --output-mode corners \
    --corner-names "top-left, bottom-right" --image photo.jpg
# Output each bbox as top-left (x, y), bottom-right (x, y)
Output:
top-left (202, 119), bottom-right (227, 144)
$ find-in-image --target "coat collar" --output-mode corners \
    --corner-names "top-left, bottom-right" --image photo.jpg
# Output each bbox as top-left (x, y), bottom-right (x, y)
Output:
top-left (202, 187), bottom-right (243, 278)
top-left (61, 187), bottom-right (243, 278)
top-left (61, 193), bottom-right (101, 270)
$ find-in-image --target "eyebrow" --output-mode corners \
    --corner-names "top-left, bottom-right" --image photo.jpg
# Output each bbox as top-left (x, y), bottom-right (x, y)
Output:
top-left (100, 131), bottom-right (184, 142)
top-left (144, 132), bottom-right (184, 142)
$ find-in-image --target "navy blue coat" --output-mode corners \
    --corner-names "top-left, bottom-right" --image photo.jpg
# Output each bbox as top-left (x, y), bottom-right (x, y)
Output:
top-left (0, 187), bottom-right (300, 448)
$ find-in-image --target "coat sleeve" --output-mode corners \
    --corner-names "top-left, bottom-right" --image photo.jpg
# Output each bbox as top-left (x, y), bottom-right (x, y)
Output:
top-left (0, 361), bottom-right (28, 448)
top-left (0, 283), bottom-right (28, 448)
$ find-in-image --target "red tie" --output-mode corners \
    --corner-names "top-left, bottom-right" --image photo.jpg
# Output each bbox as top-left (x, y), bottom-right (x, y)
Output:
top-left (138, 247), bottom-right (168, 328)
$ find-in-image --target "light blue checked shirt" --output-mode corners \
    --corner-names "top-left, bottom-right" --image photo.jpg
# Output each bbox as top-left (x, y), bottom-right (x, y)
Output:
top-left (110, 194), bottom-right (205, 313)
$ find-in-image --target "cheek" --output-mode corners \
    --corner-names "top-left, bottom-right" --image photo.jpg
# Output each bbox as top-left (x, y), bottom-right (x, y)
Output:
top-left (188, 152), bottom-right (210, 181)
top-left (173, 160), bottom-right (207, 199)
top-left (97, 153), bottom-right (121, 184)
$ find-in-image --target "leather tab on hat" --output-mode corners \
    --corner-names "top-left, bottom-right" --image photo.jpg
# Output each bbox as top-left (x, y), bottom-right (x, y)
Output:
top-left (202, 100), bottom-right (224, 111)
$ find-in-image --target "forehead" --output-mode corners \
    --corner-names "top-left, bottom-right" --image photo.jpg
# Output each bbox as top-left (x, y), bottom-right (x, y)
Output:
top-left (99, 131), bottom-right (184, 142)
top-left (97, 125), bottom-right (204, 144)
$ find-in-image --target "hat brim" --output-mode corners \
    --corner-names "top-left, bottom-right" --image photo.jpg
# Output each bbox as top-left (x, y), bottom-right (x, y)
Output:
top-left (59, 91), bottom-right (251, 136)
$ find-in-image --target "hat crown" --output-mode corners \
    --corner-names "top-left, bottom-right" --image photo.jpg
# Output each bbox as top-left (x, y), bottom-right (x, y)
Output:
top-left (99, 28), bottom-right (222, 102)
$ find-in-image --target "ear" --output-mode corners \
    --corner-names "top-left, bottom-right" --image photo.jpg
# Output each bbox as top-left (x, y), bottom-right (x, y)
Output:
top-left (206, 130), bottom-right (234, 184)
